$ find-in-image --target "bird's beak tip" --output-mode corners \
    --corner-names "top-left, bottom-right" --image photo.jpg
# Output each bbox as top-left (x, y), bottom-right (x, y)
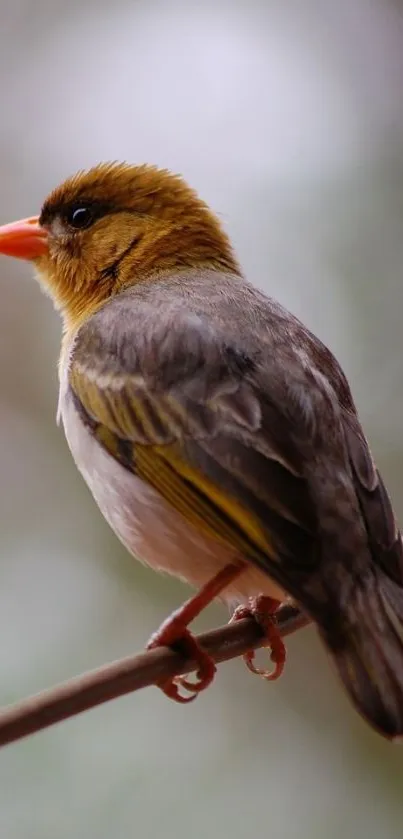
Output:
top-left (0, 216), bottom-right (48, 260)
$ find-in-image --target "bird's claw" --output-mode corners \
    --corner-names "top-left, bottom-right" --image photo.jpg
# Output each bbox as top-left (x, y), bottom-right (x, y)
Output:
top-left (230, 595), bottom-right (286, 680)
top-left (146, 562), bottom-right (245, 702)
top-left (147, 625), bottom-right (217, 703)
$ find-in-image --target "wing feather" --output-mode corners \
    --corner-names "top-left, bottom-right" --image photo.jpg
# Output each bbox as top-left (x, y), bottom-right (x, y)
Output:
top-left (343, 410), bottom-right (403, 585)
top-left (68, 295), bottom-right (318, 593)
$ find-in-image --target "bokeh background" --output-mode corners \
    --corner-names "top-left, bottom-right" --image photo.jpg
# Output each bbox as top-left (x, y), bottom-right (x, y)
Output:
top-left (1, 0), bottom-right (403, 836)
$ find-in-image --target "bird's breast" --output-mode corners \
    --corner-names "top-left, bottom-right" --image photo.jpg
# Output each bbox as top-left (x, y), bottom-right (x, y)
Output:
top-left (59, 384), bottom-right (284, 605)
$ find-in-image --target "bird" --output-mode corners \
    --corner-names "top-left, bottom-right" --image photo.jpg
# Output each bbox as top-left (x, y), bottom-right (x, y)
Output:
top-left (0, 161), bottom-right (403, 739)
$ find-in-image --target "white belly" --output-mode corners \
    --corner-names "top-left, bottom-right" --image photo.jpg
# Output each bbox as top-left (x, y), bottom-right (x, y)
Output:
top-left (60, 388), bottom-right (283, 605)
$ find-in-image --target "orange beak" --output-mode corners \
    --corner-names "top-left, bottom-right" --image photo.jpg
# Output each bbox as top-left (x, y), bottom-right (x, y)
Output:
top-left (0, 216), bottom-right (48, 260)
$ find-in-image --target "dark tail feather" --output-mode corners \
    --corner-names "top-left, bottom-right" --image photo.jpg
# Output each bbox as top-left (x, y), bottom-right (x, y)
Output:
top-left (320, 570), bottom-right (403, 739)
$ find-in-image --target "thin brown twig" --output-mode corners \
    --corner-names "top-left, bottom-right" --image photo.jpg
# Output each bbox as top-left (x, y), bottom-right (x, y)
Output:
top-left (0, 604), bottom-right (310, 748)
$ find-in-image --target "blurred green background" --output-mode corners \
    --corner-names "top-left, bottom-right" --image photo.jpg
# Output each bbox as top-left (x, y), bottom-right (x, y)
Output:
top-left (1, 1), bottom-right (403, 837)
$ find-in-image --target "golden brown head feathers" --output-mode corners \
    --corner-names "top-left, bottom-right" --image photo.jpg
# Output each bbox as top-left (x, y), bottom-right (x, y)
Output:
top-left (35, 162), bottom-right (240, 330)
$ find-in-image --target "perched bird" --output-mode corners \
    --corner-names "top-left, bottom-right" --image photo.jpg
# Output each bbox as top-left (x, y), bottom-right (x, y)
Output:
top-left (1, 162), bottom-right (403, 739)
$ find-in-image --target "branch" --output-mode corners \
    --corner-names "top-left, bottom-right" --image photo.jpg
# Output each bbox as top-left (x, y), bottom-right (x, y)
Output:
top-left (0, 604), bottom-right (310, 748)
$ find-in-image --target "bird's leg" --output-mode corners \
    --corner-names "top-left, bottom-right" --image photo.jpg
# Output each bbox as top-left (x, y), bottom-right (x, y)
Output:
top-left (147, 561), bottom-right (246, 703)
top-left (230, 595), bottom-right (286, 680)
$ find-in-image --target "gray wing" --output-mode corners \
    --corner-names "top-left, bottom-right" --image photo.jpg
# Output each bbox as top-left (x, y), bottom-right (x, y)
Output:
top-left (69, 286), bottom-right (320, 600)
top-left (305, 330), bottom-right (403, 587)
top-left (342, 410), bottom-right (403, 586)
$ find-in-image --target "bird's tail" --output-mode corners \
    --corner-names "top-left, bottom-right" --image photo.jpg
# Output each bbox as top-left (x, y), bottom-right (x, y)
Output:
top-left (320, 568), bottom-right (403, 739)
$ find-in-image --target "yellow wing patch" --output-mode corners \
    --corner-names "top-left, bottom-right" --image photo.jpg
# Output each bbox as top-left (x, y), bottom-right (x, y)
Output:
top-left (135, 443), bottom-right (275, 563)
top-left (71, 365), bottom-right (276, 565)
top-left (90, 415), bottom-right (274, 564)
top-left (70, 370), bottom-right (179, 444)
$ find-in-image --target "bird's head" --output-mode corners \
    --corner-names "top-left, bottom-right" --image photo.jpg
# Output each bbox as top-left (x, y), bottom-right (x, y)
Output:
top-left (0, 162), bottom-right (240, 330)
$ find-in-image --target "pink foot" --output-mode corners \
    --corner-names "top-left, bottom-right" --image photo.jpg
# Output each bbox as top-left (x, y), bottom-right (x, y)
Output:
top-left (148, 626), bottom-right (216, 703)
top-left (230, 595), bottom-right (286, 681)
top-left (147, 561), bottom-right (246, 703)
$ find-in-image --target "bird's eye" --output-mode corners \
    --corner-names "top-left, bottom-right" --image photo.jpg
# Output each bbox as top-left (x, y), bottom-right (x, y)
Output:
top-left (63, 204), bottom-right (96, 230)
